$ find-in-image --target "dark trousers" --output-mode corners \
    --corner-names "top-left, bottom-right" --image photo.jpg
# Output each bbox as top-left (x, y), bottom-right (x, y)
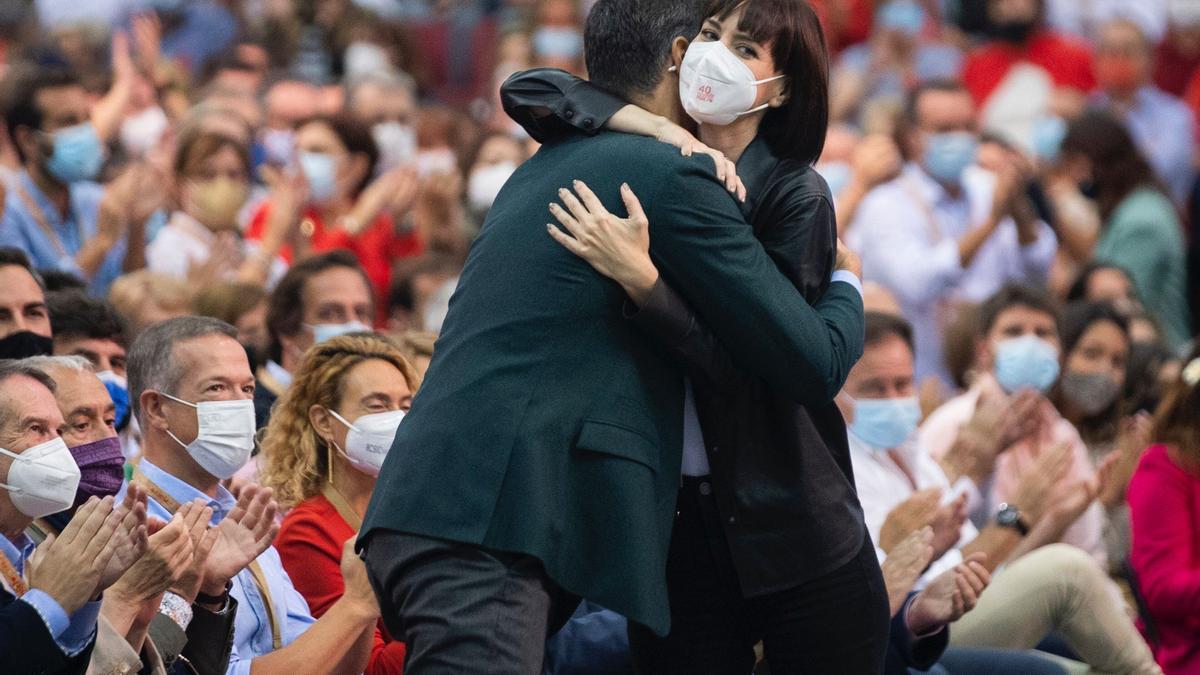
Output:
top-left (362, 531), bottom-right (580, 675)
top-left (629, 476), bottom-right (890, 675)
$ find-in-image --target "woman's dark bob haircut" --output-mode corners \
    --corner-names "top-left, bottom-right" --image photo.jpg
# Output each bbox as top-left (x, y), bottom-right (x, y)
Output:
top-left (703, 0), bottom-right (829, 166)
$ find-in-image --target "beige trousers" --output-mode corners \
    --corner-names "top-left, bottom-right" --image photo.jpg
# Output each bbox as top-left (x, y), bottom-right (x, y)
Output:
top-left (948, 544), bottom-right (1161, 675)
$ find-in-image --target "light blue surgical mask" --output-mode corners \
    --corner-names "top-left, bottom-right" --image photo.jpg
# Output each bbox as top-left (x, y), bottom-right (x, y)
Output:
top-left (849, 396), bottom-right (922, 450)
top-left (1030, 115), bottom-right (1067, 162)
top-left (44, 123), bottom-right (104, 184)
top-left (816, 161), bottom-right (853, 197)
top-left (922, 131), bottom-right (977, 185)
top-left (877, 0), bottom-right (926, 37)
top-left (308, 321), bottom-right (371, 344)
top-left (299, 151), bottom-right (338, 203)
top-left (532, 26), bottom-right (583, 61)
top-left (994, 334), bottom-right (1060, 393)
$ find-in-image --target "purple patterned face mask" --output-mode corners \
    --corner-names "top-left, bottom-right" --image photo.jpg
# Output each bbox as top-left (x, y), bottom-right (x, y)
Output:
top-left (69, 437), bottom-right (125, 505)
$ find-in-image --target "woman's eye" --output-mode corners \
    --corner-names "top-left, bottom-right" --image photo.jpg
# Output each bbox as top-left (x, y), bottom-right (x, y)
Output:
top-left (736, 44), bottom-right (756, 58)
top-left (701, 29), bottom-right (719, 40)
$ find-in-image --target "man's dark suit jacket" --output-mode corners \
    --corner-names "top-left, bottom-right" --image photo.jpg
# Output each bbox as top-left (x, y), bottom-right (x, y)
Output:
top-left (360, 132), bottom-right (864, 635)
top-left (0, 586), bottom-right (93, 675)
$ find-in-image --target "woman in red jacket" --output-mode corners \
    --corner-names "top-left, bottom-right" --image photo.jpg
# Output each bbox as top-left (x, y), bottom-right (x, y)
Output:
top-left (1128, 347), bottom-right (1200, 674)
top-left (260, 333), bottom-right (420, 674)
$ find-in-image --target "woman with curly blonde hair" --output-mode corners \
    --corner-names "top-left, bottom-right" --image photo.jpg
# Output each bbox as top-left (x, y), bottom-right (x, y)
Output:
top-left (261, 332), bottom-right (418, 673)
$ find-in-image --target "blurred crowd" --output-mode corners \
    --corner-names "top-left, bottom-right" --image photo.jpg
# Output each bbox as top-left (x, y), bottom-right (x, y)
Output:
top-left (0, 0), bottom-right (1198, 673)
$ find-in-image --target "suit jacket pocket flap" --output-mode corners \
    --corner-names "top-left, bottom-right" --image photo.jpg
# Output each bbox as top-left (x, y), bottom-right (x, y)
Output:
top-left (575, 420), bottom-right (658, 474)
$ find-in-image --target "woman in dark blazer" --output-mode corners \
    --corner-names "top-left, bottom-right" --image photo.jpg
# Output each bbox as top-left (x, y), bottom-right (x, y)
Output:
top-left (503, 0), bottom-right (888, 672)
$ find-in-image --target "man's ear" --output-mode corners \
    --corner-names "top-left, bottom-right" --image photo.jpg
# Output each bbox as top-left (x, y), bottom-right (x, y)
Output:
top-left (671, 36), bottom-right (689, 71)
top-left (13, 126), bottom-right (41, 165)
top-left (141, 390), bottom-right (169, 431)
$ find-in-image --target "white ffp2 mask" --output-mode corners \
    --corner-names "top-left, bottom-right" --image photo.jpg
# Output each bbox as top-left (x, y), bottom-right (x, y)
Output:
top-left (328, 408), bottom-right (406, 476)
top-left (0, 438), bottom-right (82, 518)
top-left (679, 40), bottom-right (785, 126)
top-left (162, 394), bottom-right (256, 480)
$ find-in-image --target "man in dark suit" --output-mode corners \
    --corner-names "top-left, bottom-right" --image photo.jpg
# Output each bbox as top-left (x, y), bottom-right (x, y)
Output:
top-left (359, 1), bottom-right (865, 672)
top-left (0, 360), bottom-right (143, 675)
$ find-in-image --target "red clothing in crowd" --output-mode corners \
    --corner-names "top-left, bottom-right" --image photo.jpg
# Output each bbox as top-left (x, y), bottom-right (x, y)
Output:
top-left (963, 30), bottom-right (1096, 105)
top-left (1155, 41), bottom-right (1200, 97)
top-left (276, 493), bottom-right (407, 674)
top-left (246, 201), bottom-right (423, 322)
top-left (1128, 443), bottom-right (1200, 674)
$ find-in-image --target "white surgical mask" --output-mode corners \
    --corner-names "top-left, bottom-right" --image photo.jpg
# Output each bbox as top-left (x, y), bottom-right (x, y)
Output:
top-left (679, 40), bottom-right (785, 126)
top-left (161, 394), bottom-right (256, 480)
top-left (328, 408), bottom-right (405, 476)
top-left (468, 161), bottom-right (517, 212)
top-left (120, 106), bottom-right (169, 158)
top-left (0, 438), bottom-right (81, 518)
top-left (415, 148), bottom-right (458, 177)
top-left (373, 122), bottom-right (417, 172)
top-left (307, 321), bottom-right (371, 344)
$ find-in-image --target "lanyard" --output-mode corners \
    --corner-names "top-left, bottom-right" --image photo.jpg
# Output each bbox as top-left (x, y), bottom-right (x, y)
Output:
top-left (320, 484), bottom-right (362, 532)
top-left (12, 182), bottom-right (79, 261)
top-left (132, 468), bottom-right (284, 650)
top-left (0, 551), bottom-right (28, 596)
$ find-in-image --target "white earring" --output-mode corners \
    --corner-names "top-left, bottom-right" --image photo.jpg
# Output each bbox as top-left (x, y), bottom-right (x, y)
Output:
top-left (668, 65), bottom-right (678, 72)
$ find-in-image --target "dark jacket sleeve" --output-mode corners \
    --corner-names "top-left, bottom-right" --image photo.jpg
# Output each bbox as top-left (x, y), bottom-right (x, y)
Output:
top-left (631, 188), bottom-right (861, 397)
top-left (500, 68), bottom-right (626, 144)
top-left (641, 158), bottom-right (864, 405)
top-left (884, 594), bottom-right (949, 673)
top-left (0, 593), bottom-right (95, 675)
top-left (181, 596), bottom-right (238, 675)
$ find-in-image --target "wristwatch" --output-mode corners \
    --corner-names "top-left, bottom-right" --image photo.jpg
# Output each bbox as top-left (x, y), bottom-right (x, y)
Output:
top-left (996, 503), bottom-right (1029, 536)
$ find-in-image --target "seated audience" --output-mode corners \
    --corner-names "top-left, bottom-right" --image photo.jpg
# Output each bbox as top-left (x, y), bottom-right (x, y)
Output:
top-left (25, 354), bottom-right (238, 675)
top-left (1091, 18), bottom-right (1196, 205)
top-left (1057, 111), bottom-right (1191, 349)
top-left (262, 333), bottom-right (419, 674)
top-left (0, 66), bottom-right (161, 295)
top-left (1129, 347), bottom-right (1200, 674)
top-left (147, 129), bottom-right (288, 287)
top-left (1065, 262), bottom-right (1141, 317)
top-left (0, 359), bottom-right (145, 674)
top-left (844, 311), bottom-right (1160, 673)
top-left (258, 251), bottom-right (374, 429)
top-left (849, 80), bottom-right (1056, 386)
top-left (120, 316), bottom-right (380, 674)
top-left (46, 290), bottom-right (131, 428)
top-left (1050, 301), bottom-right (1145, 571)
top-left (245, 114), bottom-right (422, 308)
top-left (919, 284), bottom-right (1105, 561)
top-left (0, 247), bottom-right (53, 359)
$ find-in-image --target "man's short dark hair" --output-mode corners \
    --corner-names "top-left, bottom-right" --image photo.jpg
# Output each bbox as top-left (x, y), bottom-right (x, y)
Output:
top-left (0, 246), bottom-right (44, 289)
top-left (127, 316), bottom-right (238, 421)
top-left (895, 79), bottom-right (970, 160)
top-left (266, 250), bottom-right (372, 364)
top-left (47, 291), bottom-right (128, 347)
top-left (979, 284), bottom-right (1061, 335)
top-left (865, 311), bottom-right (915, 354)
top-left (0, 65), bottom-right (82, 162)
top-left (584, 0), bottom-right (704, 100)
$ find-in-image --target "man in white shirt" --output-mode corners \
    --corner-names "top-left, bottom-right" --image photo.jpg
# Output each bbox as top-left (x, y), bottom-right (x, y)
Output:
top-left (840, 310), bottom-right (1160, 674)
top-left (848, 80), bottom-right (1057, 386)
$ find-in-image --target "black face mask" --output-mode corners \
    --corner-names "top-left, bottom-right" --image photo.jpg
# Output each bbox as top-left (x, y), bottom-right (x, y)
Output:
top-left (0, 330), bottom-right (53, 359)
top-left (993, 18), bottom-right (1037, 44)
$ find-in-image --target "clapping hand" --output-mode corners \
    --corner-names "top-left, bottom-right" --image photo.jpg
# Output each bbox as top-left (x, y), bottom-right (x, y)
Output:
top-left (1098, 413), bottom-right (1151, 508)
top-left (170, 500), bottom-right (219, 603)
top-left (28, 497), bottom-right (125, 615)
top-left (1012, 442), bottom-right (1074, 527)
top-left (198, 485), bottom-right (278, 598)
top-left (97, 484), bottom-right (151, 590)
top-left (907, 552), bottom-right (990, 634)
top-left (927, 493), bottom-right (968, 561)
top-left (881, 527), bottom-right (934, 616)
top-left (879, 488), bottom-right (940, 553)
